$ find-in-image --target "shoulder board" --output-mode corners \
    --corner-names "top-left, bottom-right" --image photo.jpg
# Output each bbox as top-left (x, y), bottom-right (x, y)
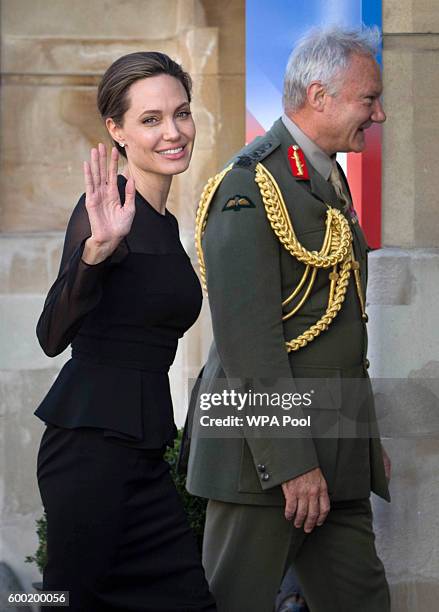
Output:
top-left (231, 137), bottom-right (280, 171)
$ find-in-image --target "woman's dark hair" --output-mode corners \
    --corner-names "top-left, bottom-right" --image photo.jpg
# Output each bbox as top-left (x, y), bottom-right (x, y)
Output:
top-left (97, 51), bottom-right (192, 158)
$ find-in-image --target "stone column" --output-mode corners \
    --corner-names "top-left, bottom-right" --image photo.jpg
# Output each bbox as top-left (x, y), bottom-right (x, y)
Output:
top-left (369, 1), bottom-right (439, 608)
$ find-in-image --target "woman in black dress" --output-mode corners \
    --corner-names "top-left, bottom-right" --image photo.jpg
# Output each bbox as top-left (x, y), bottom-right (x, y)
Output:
top-left (35, 52), bottom-right (216, 612)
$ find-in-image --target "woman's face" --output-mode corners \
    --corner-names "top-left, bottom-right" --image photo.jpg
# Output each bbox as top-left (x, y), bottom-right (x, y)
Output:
top-left (109, 74), bottom-right (196, 177)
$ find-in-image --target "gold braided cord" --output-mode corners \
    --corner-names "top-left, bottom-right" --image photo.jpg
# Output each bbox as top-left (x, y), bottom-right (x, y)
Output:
top-left (282, 267), bottom-right (318, 321)
top-left (350, 246), bottom-right (368, 320)
top-left (255, 162), bottom-right (356, 352)
top-left (285, 257), bottom-right (352, 351)
top-left (328, 266), bottom-right (339, 307)
top-left (282, 265), bottom-right (310, 307)
top-left (195, 163), bottom-right (234, 291)
top-left (255, 163), bottom-right (351, 269)
top-left (194, 160), bottom-right (365, 353)
top-left (282, 204), bottom-right (333, 320)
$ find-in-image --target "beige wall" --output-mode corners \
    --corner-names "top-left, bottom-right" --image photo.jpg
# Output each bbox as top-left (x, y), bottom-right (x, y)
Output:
top-left (382, 0), bottom-right (439, 247)
top-left (369, 3), bottom-right (439, 610)
top-left (0, 0), bottom-right (244, 233)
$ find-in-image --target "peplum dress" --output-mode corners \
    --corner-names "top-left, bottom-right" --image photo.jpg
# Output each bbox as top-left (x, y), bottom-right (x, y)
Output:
top-left (35, 175), bottom-right (216, 611)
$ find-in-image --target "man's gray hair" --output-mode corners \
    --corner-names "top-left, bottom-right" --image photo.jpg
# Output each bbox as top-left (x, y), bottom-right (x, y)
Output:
top-left (283, 26), bottom-right (381, 112)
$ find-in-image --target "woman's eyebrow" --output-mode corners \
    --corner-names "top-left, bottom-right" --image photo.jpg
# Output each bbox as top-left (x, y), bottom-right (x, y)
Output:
top-left (138, 102), bottom-right (190, 117)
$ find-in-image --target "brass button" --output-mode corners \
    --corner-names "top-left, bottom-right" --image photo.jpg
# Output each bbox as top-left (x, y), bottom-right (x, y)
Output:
top-left (362, 313), bottom-right (369, 323)
top-left (364, 359), bottom-right (370, 369)
top-left (257, 464), bottom-right (266, 473)
top-left (261, 473), bottom-right (270, 481)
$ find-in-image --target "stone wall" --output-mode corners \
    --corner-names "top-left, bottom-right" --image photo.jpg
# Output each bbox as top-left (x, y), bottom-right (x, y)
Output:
top-left (0, 0), bottom-right (244, 593)
top-left (382, 0), bottom-right (439, 248)
top-left (369, 2), bottom-right (439, 609)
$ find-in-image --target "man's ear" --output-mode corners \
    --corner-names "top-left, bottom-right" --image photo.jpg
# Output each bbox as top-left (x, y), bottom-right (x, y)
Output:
top-left (106, 117), bottom-right (124, 145)
top-left (306, 81), bottom-right (327, 112)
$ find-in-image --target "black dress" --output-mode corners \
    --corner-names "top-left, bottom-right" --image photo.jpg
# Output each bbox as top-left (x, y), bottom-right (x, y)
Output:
top-left (35, 176), bottom-right (216, 611)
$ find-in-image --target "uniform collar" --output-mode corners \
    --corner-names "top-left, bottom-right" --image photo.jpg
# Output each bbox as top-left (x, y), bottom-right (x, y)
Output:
top-left (268, 116), bottom-right (341, 210)
top-left (281, 114), bottom-right (334, 181)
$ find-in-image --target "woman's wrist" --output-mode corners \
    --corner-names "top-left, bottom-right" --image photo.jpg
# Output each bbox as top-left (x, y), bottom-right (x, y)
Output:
top-left (82, 236), bottom-right (120, 265)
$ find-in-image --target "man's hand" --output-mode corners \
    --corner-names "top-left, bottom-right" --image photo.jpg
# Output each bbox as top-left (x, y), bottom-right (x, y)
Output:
top-left (281, 467), bottom-right (330, 533)
top-left (382, 446), bottom-right (391, 481)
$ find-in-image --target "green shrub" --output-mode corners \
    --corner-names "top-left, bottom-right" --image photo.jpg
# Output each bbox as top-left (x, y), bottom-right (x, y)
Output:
top-left (165, 430), bottom-right (207, 546)
top-left (25, 514), bottom-right (47, 575)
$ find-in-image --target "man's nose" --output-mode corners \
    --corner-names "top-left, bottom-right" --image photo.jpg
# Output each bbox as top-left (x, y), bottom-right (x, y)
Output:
top-left (372, 99), bottom-right (386, 123)
top-left (163, 119), bottom-right (180, 140)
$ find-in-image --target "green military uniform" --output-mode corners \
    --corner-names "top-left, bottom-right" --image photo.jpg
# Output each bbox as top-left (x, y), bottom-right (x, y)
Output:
top-left (186, 118), bottom-right (390, 611)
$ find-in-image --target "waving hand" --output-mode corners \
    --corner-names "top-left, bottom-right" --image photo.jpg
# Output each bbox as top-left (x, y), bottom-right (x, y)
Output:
top-left (82, 144), bottom-right (135, 264)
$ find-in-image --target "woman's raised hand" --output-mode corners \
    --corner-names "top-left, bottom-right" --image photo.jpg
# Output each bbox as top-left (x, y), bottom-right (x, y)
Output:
top-left (82, 144), bottom-right (135, 263)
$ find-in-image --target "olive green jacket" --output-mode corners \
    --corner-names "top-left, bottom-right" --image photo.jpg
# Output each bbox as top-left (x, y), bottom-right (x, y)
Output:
top-left (186, 118), bottom-right (389, 505)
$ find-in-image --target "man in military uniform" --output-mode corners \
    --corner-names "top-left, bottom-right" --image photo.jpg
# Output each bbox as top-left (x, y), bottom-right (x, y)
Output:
top-left (186, 27), bottom-right (391, 612)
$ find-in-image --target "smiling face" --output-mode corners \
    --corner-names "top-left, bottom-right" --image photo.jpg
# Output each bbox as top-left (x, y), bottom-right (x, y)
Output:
top-left (107, 74), bottom-right (195, 177)
top-left (321, 53), bottom-right (385, 154)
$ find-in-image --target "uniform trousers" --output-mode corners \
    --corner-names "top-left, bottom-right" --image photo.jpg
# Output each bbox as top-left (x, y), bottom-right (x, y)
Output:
top-left (37, 425), bottom-right (216, 612)
top-left (202, 498), bottom-right (390, 612)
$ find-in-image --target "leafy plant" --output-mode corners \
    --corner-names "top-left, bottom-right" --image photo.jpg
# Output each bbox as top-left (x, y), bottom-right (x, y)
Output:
top-left (25, 514), bottom-right (47, 574)
top-left (165, 429), bottom-right (207, 546)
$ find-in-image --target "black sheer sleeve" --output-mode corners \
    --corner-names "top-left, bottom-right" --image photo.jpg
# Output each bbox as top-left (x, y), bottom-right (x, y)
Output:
top-left (36, 194), bottom-right (128, 357)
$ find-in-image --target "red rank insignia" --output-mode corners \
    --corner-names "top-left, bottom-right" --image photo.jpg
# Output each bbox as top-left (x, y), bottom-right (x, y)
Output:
top-left (288, 145), bottom-right (309, 180)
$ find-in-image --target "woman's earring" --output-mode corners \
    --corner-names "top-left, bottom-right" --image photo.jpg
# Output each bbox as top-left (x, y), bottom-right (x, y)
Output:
top-left (119, 142), bottom-right (125, 148)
